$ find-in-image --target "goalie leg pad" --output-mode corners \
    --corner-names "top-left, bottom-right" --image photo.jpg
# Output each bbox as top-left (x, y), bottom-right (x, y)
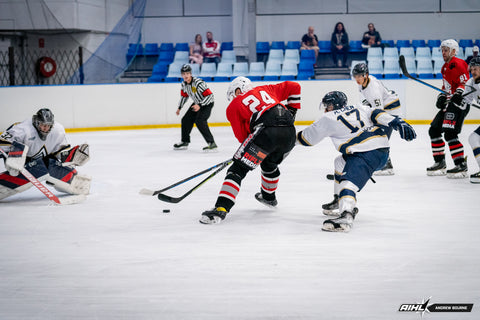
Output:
top-left (0, 160), bottom-right (49, 200)
top-left (47, 158), bottom-right (91, 195)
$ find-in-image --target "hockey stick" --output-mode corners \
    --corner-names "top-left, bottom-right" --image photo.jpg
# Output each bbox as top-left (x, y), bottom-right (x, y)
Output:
top-left (157, 159), bottom-right (233, 203)
top-left (398, 55), bottom-right (480, 109)
top-left (139, 158), bottom-right (233, 196)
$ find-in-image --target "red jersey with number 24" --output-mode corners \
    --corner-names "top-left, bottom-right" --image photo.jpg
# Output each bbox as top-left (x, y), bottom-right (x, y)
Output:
top-left (441, 56), bottom-right (469, 94)
top-left (226, 81), bottom-right (301, 143)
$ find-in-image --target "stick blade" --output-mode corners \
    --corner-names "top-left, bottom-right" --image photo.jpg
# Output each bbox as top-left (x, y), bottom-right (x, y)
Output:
top-left (157, 193), bottom-right (182, 203)
top-left (139, 188), bottom-right (155, 196)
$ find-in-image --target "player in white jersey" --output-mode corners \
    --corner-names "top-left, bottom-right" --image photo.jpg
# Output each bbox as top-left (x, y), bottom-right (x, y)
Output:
top-left (297, 91), bottom-right (416, 232)
top-left (463, 57), bottom-right (480, 183)
top-left (352, 62), bottom-right (401, 175)
top-left (0, 108), bottom-right (91, 201)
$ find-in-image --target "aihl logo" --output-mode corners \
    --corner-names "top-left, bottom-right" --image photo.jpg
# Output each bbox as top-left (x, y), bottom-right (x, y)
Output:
top-left (399, 297), bottom-right (473, 318)
top-left (399, 299), bottom-right (430, 312)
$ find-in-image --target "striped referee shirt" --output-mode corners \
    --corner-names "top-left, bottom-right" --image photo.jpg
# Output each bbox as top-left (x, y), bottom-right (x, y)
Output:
top-left (178, 77), bottom-right (214, 109)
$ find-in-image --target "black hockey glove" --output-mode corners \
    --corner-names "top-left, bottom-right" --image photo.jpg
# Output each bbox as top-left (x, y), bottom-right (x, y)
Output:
top-left (389, 118), bottom-right (417, 141)
top-left (450, 89), bottom-right (464, 108)
top-left (436, 93), bottom-right (448, 109)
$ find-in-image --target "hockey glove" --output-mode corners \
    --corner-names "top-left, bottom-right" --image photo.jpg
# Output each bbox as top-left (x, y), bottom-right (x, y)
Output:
top-left (449, 89), bottom-right (466, 109)
top-left (389, 118), bottom-right (417, 141)
top-left (5, 141), bottom-right (29, 176)
top-left (59, 143), bottom-right (90, 166)
top-left (436, 93), bottom-right (448, 110)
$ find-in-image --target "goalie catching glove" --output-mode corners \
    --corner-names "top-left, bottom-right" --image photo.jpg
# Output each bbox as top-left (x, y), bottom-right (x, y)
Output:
top-left (5, 141), bottom-right (29, 176)
top-left (389, 118), bottom-right (417, 141)
top-left (59, 143), bottom-right (90, 166)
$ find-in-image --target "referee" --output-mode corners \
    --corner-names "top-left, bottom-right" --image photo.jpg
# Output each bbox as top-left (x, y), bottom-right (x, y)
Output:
top-left (174, 64), bottom-right (217, 151)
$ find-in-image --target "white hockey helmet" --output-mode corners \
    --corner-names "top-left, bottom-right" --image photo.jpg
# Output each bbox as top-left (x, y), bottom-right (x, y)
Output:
top-left (440, 39), bottom-right (459, 56)
top-left (227, 76), bottom-right (253, 101)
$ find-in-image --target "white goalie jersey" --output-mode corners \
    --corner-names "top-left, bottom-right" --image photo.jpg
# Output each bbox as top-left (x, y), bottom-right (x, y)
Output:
top-left (0, 119), bottom-right (68, 159)
top-left (359, 75), bottom-right (401, 116)
top-left (298, 104), bottom-right (396, 154)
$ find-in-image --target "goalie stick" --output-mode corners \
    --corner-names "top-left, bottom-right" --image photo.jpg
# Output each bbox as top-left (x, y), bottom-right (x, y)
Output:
top-left (156, 159), bottom-right (233, 204)
top-left (140, 158), bottom-right (233, 196)
top-left (398, 55), bottom-right (480, 109)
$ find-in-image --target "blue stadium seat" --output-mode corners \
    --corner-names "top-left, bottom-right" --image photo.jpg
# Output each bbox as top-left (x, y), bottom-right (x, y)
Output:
top-left (221, 41), bottom-right (233, 52)
top-left (144, 43), bottom-right (159, 56)
top-left (318, 41), bottom-right (331, 53)
top-left (157, 51), bottom-right (174, 64)
top-left (283, 49), bottom-right (300, 64)
top-left (411, 39), bottom-right (426, 49)
top-left (214, 62), bottom-right (233, 81)
top-left (383, 47), bottom-right (398, 61)
top-left (475, 39), bottom-right (480, 48)
top-left (147, 63), bottom-right (168, 82)
top-left (382, 40), bottom-right (395, 47)
top-left (300, 49), bottom-right (316, 65)
top-left (175, 42), bottom-right (189, 51)
top-left (297, 61), bottom-right (314, 80)
top-left (165, 62), bottom-right (183, 82)
top-left (221, 50), bottom-right (236, 64)
top-left (458, 39), bottom-right (473, 48)
top-left (263, 61), bottom-right (282, 80)
top-left (271, 41), bottom-right (285, 51)
top-left (159, 43), bottom-right (174, 52)
top-left (427, 40), bottom-right (441, 48)
top-left (286, 41), bottom-right (301, 50)
top-left (349, 40), bottom-right (365, 53)
top-left (367, 47), bottom-right (383, 62)
top-left (191, 63), bottom-right (200, 77)
top-left (396, 40), bottom-right (411, 48)
top-left (415, 47), bottom-right (431, 61)
top-left (126, 43), bottom-right (143, 62)
top-left (173, 51), bottom-right (189, 64)
top-left (417, 59), bottom-right (434, 79)
top-left (280, 62), bottom-right (298, 80)
top-left (268, 49), bottom-right (284, 64)
top-left (465, 47), bottom-right (474, 58)
top-left (399, 47), bottom-right (415, 60)
top-left (248, 62), bottom-right (265, 81)
top-left (256, 42), bottom-right (270, 54)
top-left (383, 59), bottom-right (400, 79)
top-left (367, 59), bottom-right (383, 78)
top-left (200, 63), bottom-right (217, 80)
top-left (433, 59), bottom-right (443, 78)
top-left (456, 47), bottom-right (465, 59)
top-left (403, 57), bottom-right (416, 76)
top-left (432, 47), bottom-right (442, 60)
top-left (233, 62), bottom-right (249, 77)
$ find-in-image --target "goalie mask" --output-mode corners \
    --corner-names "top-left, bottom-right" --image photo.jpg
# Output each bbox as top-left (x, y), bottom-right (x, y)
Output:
top-left (321, 91), bottom-right (348, 112)
top-left (32, 108), bottom-right (54, 140)
top-left (227, 76), bottom-right (253, 101)
top-left (440, 39), bottom-right (459, 56)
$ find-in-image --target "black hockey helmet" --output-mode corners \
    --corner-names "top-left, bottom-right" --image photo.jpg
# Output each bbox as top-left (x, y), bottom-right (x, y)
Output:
top-left (352, 62), bottom-right (368, 76)
top-left (469, 56), bottom-right (480, 67)
top-left (32, 108), bottom-right (54, 140)
top-left (181, 64), bottom-right (192, 73)
top-left (322, 91), bottom-right (348, 111)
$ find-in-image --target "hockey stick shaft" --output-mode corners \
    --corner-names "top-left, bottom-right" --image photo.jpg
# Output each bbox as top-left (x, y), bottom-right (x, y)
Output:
top-left (140, 158), bottom-right (233, 196)
top-left (157, 159), bottom-right (233, 203)
top-left (0, 149), bottom-right (61, 204)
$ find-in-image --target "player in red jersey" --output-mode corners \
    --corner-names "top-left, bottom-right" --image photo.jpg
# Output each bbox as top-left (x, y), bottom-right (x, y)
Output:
top-left (200, 77), bottom-right (301, 224)
top-left (427, 39), bottom-right (470, 178)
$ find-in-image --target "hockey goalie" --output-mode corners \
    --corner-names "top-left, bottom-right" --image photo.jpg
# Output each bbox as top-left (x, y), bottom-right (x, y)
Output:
top-left (0, 108), bottom-right (91, 201)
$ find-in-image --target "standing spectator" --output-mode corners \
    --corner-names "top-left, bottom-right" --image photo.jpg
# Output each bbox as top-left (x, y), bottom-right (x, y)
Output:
top-left (173, 64), bottom-right (217, 152)
top-left (361, 23), bottom-right (382, 48)
top-left (300, 26), bottom-right (320, 63)
top-left (330, 22), bottom-right (349, 67)
top-left (465, 45), bottom-right (479, 68)
top-left (189, 34), bottom-right (204, 65)
top-left (203, 31), bottom-right (221, 66)
top-left (426, 39), bottom-right (470, 178)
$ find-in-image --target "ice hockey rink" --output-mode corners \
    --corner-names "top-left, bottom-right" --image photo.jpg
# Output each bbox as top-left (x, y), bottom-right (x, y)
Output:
top-left (0, 124), bottom-right (478, 319)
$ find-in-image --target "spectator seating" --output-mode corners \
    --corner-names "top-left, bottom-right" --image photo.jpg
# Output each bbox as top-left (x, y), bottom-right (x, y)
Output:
top-left (268, 49), bottom-right (284, 63)
top-left (455, 47), bottom-right (465, 59)
top-left (300, 49), bottom-right (316, 66)
top-left (147, 63), bottom-right (168, 82)
top-left (126, 43), bottom-right (143, 62)
top-left (160, 43), bottom-right (174, 52)
top-left (221, 42), bottom-right (233, 52)
top-left (297, 61), bottom-right (314, 80)
top-left (383, 47), bottom-right (399, 61)
top-left (433, 59), bottom-right (443, 78)
top-left (459, 39), bottom-right (473, 48)
top-left (287, 41), bottom-right (301, 50)
top-left (403, 57), bottom-right (416, 75)
top-left (175, 43), bottom-right (189, 51)
top-left (367, 59), bottom-right (383, 77)
top-left (214, 63), bottom-right (233, 81)
top-left (417, 59), bottom-right (434, 79)
top-left (221, 50), bottom-right (236, 64)
top-left (248, 62), bottom-right (265, 81)
top-left (256, 41), bottom-right (270, 62)
top-left (271, 41), bottom-right (285, 51)
top-left (412, 39), bottom-right (426, 49)
top-left (427, 40), bottom-right (441, 48)
top-left (349, 40), bottom-right (365, 53)
top-left (233, 62), bottom-right (249, 77)
top-left (144, 43), bottom-right (159, 56)
top-left (465, 47), bottom-right (474, 58)
top-left (173, 51), bottom-right (189, 64)
top-left (367, 47), bottom-right (382, 62)
top-left (415, 47), bottom-right (431, 61)
top-left (264, 61), bottom-right (282, 80)
top-left (165, 62), bottom-right (183, 82)
top-left (383, 59), bottom-right (401, 79)
top-left (280, 62), bottom-right (298, 80)
top-left (475, 39), bottom-right (480, 47)
top-left (399, 47), bottom-right (415, 60)
top-left (382, 40), bottom-right (395, 47)
top-left (396, 40), bottom-right (411, 48)
top-left (432, 47), bottom-right (442, 60)
top-left (283, 49), bottom-right (300, 64)
top-left (200, 63), bottom-right (217, 80)
top-left (318, 41), bottom-right (331, 53)
top-left (191, 63), bottom-right (200, 77)
top-left (157, 51), bottom-right (174, 64)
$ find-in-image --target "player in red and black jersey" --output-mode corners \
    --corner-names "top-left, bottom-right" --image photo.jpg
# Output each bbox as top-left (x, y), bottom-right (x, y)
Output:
top-left (427, 39), bottom-right (470, 178)
top-left (200, 77), bottom-right (301, 224)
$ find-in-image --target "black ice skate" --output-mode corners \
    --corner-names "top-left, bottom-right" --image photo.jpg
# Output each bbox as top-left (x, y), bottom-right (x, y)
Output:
top-left (322, 208), bottom-right (359, 233)
top-left (173, 142), bottom-right (189, 150)
top-left (446, 161), bottom-right (468, 179)
top-left (199, 207), bottom-right (227, 224)
top-left (470, 171), bottom-right (480, 184)
top-left (373, 158), bottom-right (394, 176)
top-left (202, 142), bottom-right (218, 152)
top-left (255, 192), bottom-right (278, 208)
top-left (426, 159), bottom-right (446, 176)
top-left (322, 194), bottom-right (339, 216)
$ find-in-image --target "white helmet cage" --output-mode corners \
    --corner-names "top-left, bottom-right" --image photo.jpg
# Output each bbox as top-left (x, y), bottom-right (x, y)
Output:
top-left (440, 39), bottom-right (459, 56)
top-left (227, 76), bottom-right (253, 101)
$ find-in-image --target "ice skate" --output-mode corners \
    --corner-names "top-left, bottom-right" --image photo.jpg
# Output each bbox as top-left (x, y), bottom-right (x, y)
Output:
top-left (322, 208), bottom-right (358, 233)
top-left (426, 159), bottom-right (446, 176)
top-left (173, 142), bottom-right (189, 150)
top-left (446, 161), bottom-right (468, 179)
top-left (199, 207), bottom-right (227, 224)
top-left (322, 194), bottom-right (339, 216)
top-left (202, 142), bottom-right (218, 152)
top-left (254, 192), bottom-right (277, 208)
top-left (470, 171), bottom-right (480, 184)
top-left (373, 158), bottom-right (394, 176)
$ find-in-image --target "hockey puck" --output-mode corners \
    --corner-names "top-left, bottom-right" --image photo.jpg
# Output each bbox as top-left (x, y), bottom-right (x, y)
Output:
top-left (163, 209), bottom-right (170, 213)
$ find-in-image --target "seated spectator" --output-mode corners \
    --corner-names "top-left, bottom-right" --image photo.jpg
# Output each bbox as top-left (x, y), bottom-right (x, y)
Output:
top-left (189, 34), bottom-right (204, 65)
top-left (330, 22), bottom-right (349, 67)
top-left (203, 31), bottom-right (221, 66)
top-left (466, 45), bottom-right (479, 69)
top-left (301, 26), bottom-right (320, 62)
top-left (361, 23), bottom-right (382, 48)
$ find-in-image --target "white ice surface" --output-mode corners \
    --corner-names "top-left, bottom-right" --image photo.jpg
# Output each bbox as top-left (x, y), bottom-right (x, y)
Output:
top-left (0, 125), bottom-right (479, 320)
